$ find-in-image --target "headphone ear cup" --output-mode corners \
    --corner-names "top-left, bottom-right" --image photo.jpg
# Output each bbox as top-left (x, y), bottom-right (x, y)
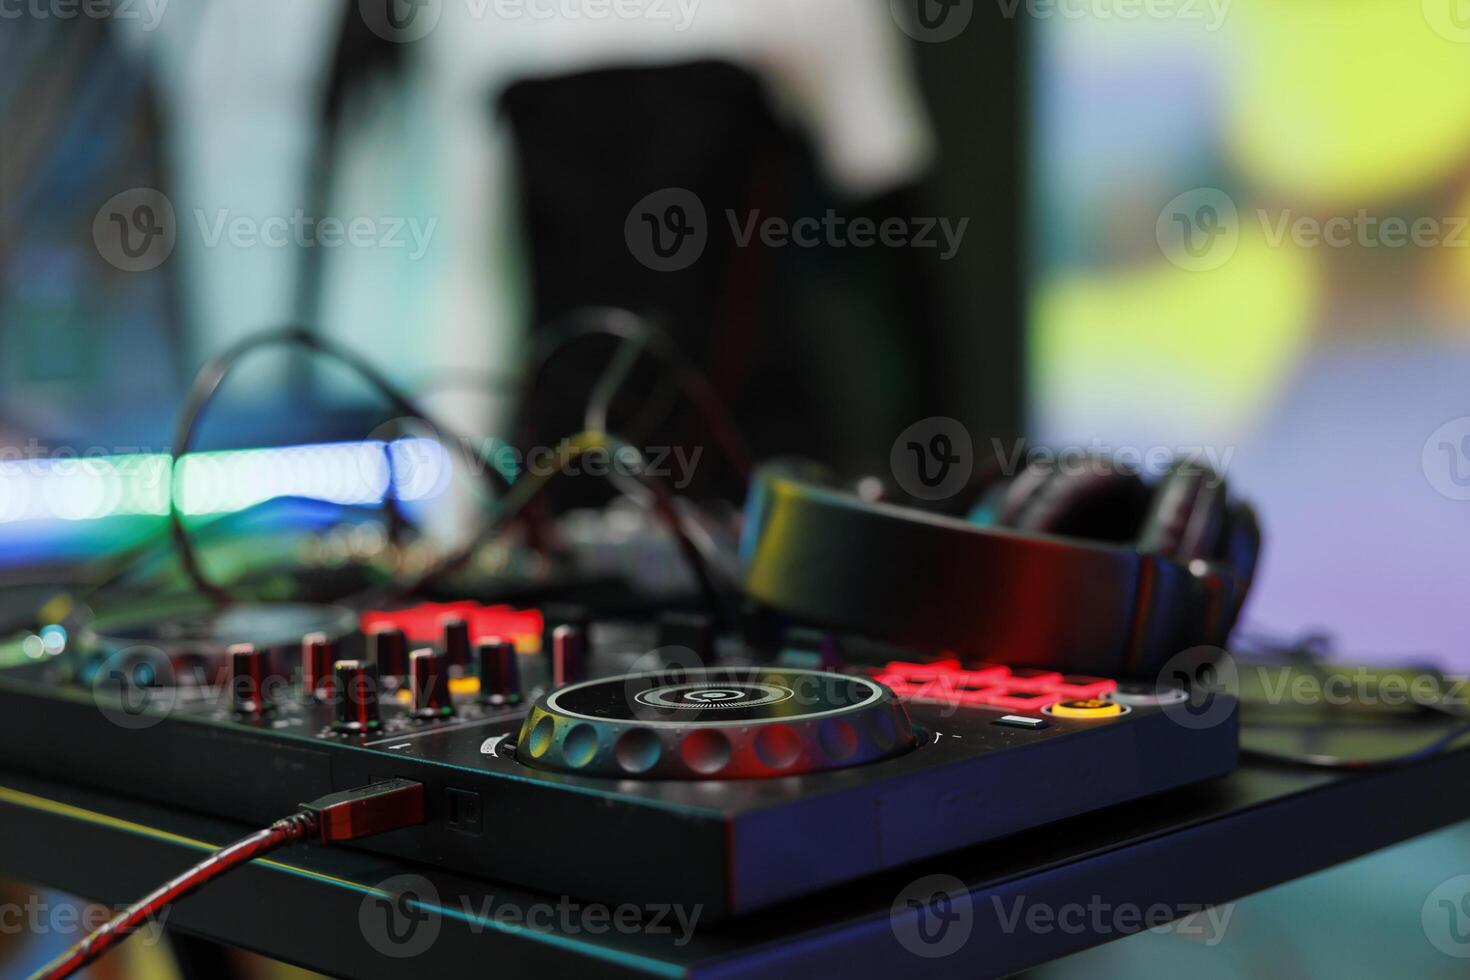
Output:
top-left (993, 460), bottom-right (1150, 542)
top-left (1219, 501), bottom-right (1262, 618)
top-left (987, 461), bottom-right (1059, 528)
top-left (1137, 461), bottom-right (1228, 563)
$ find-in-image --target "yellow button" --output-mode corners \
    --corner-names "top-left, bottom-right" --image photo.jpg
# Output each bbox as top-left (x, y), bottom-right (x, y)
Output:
top-left (1047, 698), bottom-right (1124, 719)
top-left (449, 676), bottom-right (481, 696)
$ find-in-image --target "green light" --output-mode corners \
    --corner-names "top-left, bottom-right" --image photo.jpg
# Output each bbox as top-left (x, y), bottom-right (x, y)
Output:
top-left (0, 440), bottom-right (449, 525)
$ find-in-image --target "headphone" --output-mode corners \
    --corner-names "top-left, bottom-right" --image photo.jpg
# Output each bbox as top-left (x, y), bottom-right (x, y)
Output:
top-left (739, 455), bottom-right (1261, 679)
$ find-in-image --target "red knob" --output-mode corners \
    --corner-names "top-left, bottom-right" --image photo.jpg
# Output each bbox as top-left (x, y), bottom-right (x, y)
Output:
top-left (410, 648), bottom-right (453, 720)
top-left (229, 643), bottom-right (271, 715)
top-left (333, 660), bottom-right (381, 734)
top-left (477, 637), bottom-right (521, 707)
top-left (302, 632), bottom-right (338, 700)
top-left (552, 624), bottom-right (587, 688)
top-left (442, 617), bottom-right (472, 672)
top-left (370, 625), bottom-right (409, 678)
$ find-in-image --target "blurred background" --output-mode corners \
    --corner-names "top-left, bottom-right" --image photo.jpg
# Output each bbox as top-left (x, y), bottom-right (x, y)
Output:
top-left (2, 0), bottom-right (1470, 976)
top-left (0, 0), bottom-right (1016, 570)
top-left (1031, 1), bottom-right (1470, 664)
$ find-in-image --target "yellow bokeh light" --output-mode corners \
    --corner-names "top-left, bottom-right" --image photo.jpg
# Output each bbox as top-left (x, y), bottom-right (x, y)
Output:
top-left (1032, 217), bottom-right (1322, 440)
top-left (1227, 1), bottom-right (1470, 204)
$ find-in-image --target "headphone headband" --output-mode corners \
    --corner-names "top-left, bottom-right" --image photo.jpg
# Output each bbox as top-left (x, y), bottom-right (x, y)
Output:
top-left (740, 469), bottom-right (1251, 678)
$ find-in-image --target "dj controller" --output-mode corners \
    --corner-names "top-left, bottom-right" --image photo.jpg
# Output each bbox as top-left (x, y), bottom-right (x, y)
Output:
top-left (0, 598), bottom-right (1237, 920)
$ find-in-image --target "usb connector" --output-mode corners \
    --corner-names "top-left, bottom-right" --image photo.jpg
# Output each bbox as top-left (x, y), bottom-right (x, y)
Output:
top-left (301, 778), bottom-right (427, 842)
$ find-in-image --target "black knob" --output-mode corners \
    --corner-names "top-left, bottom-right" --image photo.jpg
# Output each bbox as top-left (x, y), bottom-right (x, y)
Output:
top-left (230, 643), bottom-right (271, 714)
top-left (410, 648), bottom-right (453, 720)
top-left (370, 625), bottom-right (409, 679)
top-left (442, 617), bottom-right (472, 673)
top-left (477, 637), bottom-right (521, 707)
top-left (301, 632), bottom-right (337, 701)
top-left (333, 660), bottom-right (381, 734)
top-left (552, 624), bottom-right (587, 688)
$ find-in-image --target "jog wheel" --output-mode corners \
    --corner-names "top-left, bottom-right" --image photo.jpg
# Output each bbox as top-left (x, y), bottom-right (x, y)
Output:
top-left (515, 667), bottom-right (917, 779)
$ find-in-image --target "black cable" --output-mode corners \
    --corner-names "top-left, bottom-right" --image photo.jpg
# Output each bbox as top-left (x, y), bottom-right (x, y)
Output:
top-left (407, 431), bottom-right (735, 629)
top-left (74, 497), bottom-right (393, 614)
top-left (604, 468), bottom-right (735, 598)
top-left (605, 461), bottom-right (736, 629)
top-left (409, 310), bottom-right (750, 624)
top-left (155, 313), bottom-right (745, 614)
top-left (584, 337), bottom-right (648, 437)
top-left (582, 336), bottom-right (737, 600)
top-left (519, 308), bottom-right (752, 483)
top-left (168, 328), bottom-right (512, 605)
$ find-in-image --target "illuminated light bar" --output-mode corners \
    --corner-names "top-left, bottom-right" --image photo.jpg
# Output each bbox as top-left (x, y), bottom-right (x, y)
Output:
top-left (359, 602), bottom-right (545, 651)
top-left (0, 439), bottom-right (451, 524)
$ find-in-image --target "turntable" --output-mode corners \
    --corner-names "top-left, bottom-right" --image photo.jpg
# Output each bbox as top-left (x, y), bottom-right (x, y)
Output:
top-left (0, 609), bottom-right (1236, 918)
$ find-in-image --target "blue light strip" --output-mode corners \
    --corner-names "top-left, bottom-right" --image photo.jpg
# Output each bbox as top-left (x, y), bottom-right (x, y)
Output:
top-left (0, 439), bottom-right (452, 524)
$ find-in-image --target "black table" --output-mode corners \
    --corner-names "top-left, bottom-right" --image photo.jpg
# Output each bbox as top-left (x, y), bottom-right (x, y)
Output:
top-left (4, 732), bottom-right (1469, 980)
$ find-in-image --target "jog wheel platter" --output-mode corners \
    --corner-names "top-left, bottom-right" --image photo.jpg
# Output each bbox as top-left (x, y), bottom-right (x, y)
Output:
top-left (516, 667), bottom-right (917, 779)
